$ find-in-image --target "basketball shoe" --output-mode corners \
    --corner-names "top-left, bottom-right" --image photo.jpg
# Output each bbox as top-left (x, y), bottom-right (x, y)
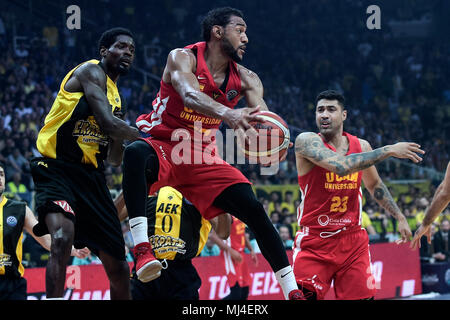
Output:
top-left (288, 289), bottom-right (307, 300)
top-left (132, 242), bottom-right (162, 282)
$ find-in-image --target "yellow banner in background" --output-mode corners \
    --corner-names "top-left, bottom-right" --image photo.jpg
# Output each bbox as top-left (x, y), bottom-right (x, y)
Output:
top-left (252, 180), bottom-right (432, 202)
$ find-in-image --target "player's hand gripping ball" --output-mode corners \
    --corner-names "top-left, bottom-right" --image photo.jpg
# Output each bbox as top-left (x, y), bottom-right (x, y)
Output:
top-left (241, 111), bottom-right (291, 164)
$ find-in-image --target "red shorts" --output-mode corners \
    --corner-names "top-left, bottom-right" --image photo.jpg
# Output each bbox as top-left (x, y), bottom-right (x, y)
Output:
top-left (221, 249), bottom-right (251, 288)
top-left (292, 226), bottom-right (376, 300)
top-left (142, 137), bottom-right (250, 220)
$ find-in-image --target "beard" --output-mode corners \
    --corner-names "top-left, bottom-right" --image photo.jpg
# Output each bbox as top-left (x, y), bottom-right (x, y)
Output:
top-left (221, 37), bottom-right (242, 63)
top-left (117, 64), bottom-right (130, 76)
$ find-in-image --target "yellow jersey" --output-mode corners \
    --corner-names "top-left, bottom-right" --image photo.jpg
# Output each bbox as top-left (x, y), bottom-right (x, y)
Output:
top-left (36, 59), bottom-right (123, 169)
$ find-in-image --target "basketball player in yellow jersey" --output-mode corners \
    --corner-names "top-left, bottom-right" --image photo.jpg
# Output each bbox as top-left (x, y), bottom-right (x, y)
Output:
top-left (0, 162), bottom-right (89, 300)
top-left (30, 28), bottom-right (139, 299)
top-left (115, 187), bottom-right (232, 300)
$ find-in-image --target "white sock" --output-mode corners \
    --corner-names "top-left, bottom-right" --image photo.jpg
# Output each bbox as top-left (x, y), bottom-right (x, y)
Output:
top-left (129, 217), bottom-right (149, 246)
top-left (275, 266), bottom-right (298, 300)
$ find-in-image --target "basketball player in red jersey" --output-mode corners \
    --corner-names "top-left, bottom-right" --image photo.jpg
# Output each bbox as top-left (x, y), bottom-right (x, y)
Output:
top-left (122, 7), bottom-right (303, 299)
top-left (293, 90), bottom-right (425, 300)
top-left (210, 217), bottom-right (258, 300)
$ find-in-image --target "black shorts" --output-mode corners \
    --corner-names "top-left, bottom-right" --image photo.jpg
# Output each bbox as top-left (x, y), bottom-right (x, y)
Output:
top-left (131, 259), bottom-right (201, 300)
top-left (30, 157), bottom-right (125, 261)
top-left (0, 277), bottom-right (27, 300)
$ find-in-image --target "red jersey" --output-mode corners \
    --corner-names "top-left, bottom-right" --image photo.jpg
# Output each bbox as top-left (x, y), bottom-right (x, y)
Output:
top-left (136, 41), bottom-right (242, 147)
top-left (296, 132), bottom-right (363, 234)
top-left (221, 217), bottom-right (251, 288)
top-left (227, 217), bottom-right (247, 252)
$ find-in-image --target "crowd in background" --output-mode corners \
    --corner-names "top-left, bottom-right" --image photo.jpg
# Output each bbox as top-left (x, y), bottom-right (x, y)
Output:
top-left (0, 0), bottom-right (449, 267)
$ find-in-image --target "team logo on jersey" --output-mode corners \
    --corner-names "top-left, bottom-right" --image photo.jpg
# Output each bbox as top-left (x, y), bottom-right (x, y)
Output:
top-left (318, 215), bottom-right (330, 226)
top-left (0, 254), bottom-right (12, 267)
top-left (305, 275), bottom-right (323, 291)
top-left (149, 235), bottom-right (187, 255)
top-left (72, 116), bottom-right (108, 146)
top-left (37, 161), bottom-right (48, 168)
top-left (226, 89), bottom-right (238, 101)
top-left (6, 216), bottom-right (17, 227)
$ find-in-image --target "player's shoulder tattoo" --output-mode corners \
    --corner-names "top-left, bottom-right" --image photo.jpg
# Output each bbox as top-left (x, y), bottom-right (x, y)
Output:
top-left (295, 132), bottom-right (330, 160)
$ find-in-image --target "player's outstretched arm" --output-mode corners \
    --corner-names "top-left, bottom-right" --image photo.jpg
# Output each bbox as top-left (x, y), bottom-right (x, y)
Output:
top-left (166, 49), bottom-right (263, 133)
top-left (72, 63), bottom-right (139, 141)
top-left (295, 132), bottom-right (424, 176)
top-left (411, 162), bottom-right (450, 250)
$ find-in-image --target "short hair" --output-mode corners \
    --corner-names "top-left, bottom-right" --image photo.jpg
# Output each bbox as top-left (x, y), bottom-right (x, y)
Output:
top-left (315, 90), bottom-right (346, 109)
top-left (98, 27), bottom-right (134, 53)
top-left (0, 161), bottom-right (4, 170)
top-left (201, 7), bottom-right (244, 42)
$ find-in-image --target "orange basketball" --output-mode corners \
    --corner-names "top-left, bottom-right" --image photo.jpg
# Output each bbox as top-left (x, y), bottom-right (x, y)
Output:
top-left (242, 111), bottom-right (290, 163)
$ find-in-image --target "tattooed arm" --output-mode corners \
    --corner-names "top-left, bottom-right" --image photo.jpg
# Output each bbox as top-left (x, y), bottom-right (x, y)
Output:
top-left (360, 139), bottom-right (412, 243)
top-left (294, 132), bottom-right (424, 177)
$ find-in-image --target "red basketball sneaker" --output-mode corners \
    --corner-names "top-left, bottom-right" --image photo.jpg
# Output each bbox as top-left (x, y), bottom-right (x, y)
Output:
top-left (288, 289), bottom-right (307, 300)
top-left (132, 242), bottom-right (162, 282)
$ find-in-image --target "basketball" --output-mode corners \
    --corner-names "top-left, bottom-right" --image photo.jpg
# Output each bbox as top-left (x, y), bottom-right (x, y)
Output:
top-left (242, 111), bottom-right (291, 163)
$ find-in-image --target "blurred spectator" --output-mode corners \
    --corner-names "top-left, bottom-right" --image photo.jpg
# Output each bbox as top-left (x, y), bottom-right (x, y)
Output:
top-left (15, 43), bottom-right (29, 58)
top-left (7, 148), bottom-right (29, 177)
top-left (433, 219), bottom-right (450, 262)
top-left (280, 191), bottom-right (296, 215)
top-left (200, 236), bottom-right (220, 257)
top-left (418, 223), bottom-right (438, 263)
top-left (112, 166), bottom-right (123, 191)
top-left (278, 225), bottom-right (294, 250)
top-left (414, 197), bottom-right (429, 227)
top-left (268, 191), bottom-right (281, 216)
top-left (5, 171), bottom-right (31, 204)
top-left (361, 210), bottom-right (378, 238)
top-left (285, 214), bottom-right (299, 239)
top-left (270, 211), bottom-right (283, 230)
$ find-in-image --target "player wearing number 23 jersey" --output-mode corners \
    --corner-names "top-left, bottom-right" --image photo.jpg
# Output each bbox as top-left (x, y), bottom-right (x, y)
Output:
top-left (292, 90), bottom-right (422, 300)
top-left (293, 132), bottom-right (376, 300)
top-left (297, 132), bottom-right (363, 234)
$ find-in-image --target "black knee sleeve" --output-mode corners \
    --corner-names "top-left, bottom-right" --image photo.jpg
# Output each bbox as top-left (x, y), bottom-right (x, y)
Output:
top-left (122, 140), bottom-right (159, 219)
